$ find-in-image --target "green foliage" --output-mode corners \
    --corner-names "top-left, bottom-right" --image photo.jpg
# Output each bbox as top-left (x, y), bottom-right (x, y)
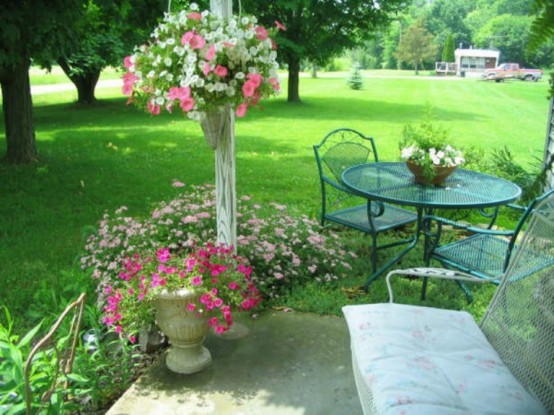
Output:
top-left (240, 0), bottom-right (407, 100)
top-left (474, 14), bottom-right (534, 65)
top-left (347, 64), bottom-right (364, 90)
top-left (528, 0), bottom-right (554, 53)
top-left (0, 1), bottom-right (82, 70)
top-left (484, 146), bottom-right (545, 204)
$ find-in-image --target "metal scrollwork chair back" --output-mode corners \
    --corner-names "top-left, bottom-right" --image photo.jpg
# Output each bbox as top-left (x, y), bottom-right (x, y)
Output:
top-left (313, 128), bottom-right (417, 274)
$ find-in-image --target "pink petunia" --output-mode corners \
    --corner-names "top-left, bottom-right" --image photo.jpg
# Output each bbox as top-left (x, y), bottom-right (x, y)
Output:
top-left (214, 65), bottom-right (228, 77)
top-left (147, 101), bottom-right (161, 115)
top-left (181, 31), bottom-right (194, 45)
top-left (189, 34), bottom-right (206, 49)
top-left (205, 44), bottom-right (216, 61)
top-left (191, 275), bottom-right (202, 286)
top-left (187, 12), bottom-right (202, 20)
top-left (168, 86), bottom-right (191, 100)
top-left (236, 102), bottom-right (248, 117)
top-left (242, 81), bottom-right (256, 98)
top-left (269, 77), bottom-right (280, 91)
top-left (255, 26), bottom-right (268, 41)
top-left (186, 303), bottom-right (196, 311)
top-left (123, 55), bottom-right (134, 69)
top-left (179, 97), bottom-right (195, 112)
top-left (157, 248), bottom-right (171, 263)
top-left (203, 62), bottom-right (212, 76)
top-left (275, 21), bottom-right (287, 31)
top-left (247, 73), bottom-right (263, 87)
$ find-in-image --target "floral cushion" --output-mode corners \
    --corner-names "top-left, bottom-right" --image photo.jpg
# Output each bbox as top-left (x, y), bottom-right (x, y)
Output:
top-left (343, 303), bottom-right (547, 415)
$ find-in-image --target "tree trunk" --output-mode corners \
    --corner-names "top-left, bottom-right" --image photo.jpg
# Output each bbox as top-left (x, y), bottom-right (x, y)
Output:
top-left (287, 56), bottom-right (301, 103)
top-left (414, 60), bottom-right (419, 75)
top-left (58, 59), bottom-right (100, 104)
top-left (1, 59), bottom-right (38, 164)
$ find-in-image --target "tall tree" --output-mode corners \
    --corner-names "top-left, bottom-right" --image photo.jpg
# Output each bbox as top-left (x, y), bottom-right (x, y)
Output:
top-left (0, 0), bottom-right (82, 164)
top-left (396, 19), bottom-right (438, 74)
top-left (241, 0), bottom-right (406, 102)
top-left (442, 33), bottom-right (456, 62)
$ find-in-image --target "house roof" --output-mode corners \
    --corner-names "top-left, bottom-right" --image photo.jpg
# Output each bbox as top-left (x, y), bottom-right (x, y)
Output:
top-left (455, 48), bottom-right (500, 58)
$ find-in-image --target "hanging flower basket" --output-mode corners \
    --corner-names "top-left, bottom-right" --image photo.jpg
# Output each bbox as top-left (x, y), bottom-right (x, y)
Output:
top-left (122, 3), bottom-right (283, 122)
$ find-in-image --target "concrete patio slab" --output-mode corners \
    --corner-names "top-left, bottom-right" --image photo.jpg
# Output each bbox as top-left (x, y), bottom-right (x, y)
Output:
top-left (107, 310), bottom-right (362, 415)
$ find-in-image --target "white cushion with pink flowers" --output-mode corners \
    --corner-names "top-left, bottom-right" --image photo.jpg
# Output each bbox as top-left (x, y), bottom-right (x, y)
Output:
top-left (343, 303), bottom-right (546, 415)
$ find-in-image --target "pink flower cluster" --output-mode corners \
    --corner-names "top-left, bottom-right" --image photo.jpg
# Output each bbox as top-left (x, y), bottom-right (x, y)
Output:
top-left (102, 243), bottom-right (261, 339)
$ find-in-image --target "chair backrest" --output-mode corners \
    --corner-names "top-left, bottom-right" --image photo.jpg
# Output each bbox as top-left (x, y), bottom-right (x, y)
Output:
top-left (504, 189), bottom-right (554, 272)
top-left (313, 128), bottom-right (377, 185)
top-left (480, 190), bottom-right (554, 411)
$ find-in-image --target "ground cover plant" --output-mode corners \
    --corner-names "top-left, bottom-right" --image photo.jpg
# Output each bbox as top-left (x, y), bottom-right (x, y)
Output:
top-left (0, 70), bottom-right (550, 412)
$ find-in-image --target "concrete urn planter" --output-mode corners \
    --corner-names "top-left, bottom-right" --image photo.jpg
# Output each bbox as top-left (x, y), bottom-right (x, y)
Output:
top-left (155, 289), bottom-right (212, 374)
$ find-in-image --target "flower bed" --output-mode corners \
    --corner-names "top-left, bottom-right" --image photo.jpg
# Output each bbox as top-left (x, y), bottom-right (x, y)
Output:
top-left (81, 184), bottom-right (356, 304)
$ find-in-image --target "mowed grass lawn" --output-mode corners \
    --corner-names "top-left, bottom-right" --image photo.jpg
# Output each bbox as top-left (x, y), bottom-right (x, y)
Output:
top-left (0, 70), bottom-right (550, 329)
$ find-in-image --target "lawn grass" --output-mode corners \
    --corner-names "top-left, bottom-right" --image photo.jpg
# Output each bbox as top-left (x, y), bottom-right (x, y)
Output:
top-left (0, 70), bottom-right (550, 332)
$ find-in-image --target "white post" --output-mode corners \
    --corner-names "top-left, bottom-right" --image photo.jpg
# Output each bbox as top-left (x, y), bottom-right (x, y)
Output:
top-left (210, 0), bottom-right (237, 249)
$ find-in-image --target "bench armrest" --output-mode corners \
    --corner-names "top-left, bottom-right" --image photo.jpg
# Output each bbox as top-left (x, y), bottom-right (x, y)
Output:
top-left (385, 268), bottom-right (491, 303)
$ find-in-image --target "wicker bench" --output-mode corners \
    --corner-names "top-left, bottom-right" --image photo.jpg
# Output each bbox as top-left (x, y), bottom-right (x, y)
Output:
top-left (343, 192), bottom-right (554, 415)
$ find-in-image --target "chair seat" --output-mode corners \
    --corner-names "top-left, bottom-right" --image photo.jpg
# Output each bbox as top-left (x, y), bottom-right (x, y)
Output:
top-left (326, 203), bottom-right (416, 234)
top-left (343, 303), bottom-right (547, 415)
top-left (434, 234), bottom-right (554, 282)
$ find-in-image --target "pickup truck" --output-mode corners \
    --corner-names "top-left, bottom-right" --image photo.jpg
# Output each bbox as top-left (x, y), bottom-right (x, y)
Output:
top-left (483, 63), bottom-right (543, 82)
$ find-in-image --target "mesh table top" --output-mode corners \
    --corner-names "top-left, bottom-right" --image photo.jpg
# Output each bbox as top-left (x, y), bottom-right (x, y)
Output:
top-left (342, 162), bottom-right (522, 209)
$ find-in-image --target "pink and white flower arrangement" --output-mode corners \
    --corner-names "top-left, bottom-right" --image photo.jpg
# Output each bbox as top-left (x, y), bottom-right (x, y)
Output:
top-left (122, 2), bottom-right (283, 120)
top-left (102, 242), bottom-right (262, 340)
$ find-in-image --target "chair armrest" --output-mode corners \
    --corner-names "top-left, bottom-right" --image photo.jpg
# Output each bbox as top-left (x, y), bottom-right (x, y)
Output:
top-left (385, 268), bottom-right (490, 303)
top-left (425, 214), bottom-right (515, 237)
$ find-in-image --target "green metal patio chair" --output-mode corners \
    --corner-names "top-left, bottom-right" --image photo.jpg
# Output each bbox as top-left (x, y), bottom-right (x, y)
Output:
top-left (426, 188), bottom-right (554, 285)
top-left (313, 128), bottom-right (417, 274)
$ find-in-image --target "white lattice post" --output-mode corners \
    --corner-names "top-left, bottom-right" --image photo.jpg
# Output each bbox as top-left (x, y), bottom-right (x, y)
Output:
top-left (210, 0), bottom-right (237, 249)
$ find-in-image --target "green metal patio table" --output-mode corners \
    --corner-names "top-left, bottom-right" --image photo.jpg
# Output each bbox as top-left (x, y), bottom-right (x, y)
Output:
top-left (341, 162), bottom-right (522, 291)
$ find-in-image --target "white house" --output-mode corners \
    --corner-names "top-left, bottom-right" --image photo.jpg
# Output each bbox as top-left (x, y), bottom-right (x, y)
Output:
top-left (454, 48), bottom-right (500, 78)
